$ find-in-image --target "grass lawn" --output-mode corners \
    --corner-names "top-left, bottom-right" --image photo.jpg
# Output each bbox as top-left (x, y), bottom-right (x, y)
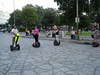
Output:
top-left (39, 32), bottom-right (42, 33)
top-left (66, 31), bottom-right (94, 36)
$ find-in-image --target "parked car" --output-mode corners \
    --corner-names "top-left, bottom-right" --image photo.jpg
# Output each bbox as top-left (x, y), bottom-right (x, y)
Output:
top-left (0, 28), bottom-right (7, 32)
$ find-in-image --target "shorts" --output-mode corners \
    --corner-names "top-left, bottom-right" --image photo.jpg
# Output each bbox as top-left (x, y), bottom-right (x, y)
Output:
top-left (12, 37), bottom-right (15, 43)
top-left (94, 36), bottom-right (98, 39)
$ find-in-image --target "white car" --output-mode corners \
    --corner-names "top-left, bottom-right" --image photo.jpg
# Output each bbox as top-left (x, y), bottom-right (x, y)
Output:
top-left (0, 29), bottom-right (7, 32)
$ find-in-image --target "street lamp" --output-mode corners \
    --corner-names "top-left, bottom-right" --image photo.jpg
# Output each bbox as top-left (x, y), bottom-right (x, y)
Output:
top-left (13, 0), bottom-right (15, 25)
top-left (76, 0), bottom-right (79, 40)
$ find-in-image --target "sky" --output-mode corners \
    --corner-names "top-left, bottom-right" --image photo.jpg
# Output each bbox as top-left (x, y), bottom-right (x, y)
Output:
top-left (0, 0), bottom-right (59, 13)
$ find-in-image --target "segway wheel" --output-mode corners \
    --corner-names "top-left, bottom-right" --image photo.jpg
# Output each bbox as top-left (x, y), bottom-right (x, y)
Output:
top-left (35, 42), bottom-right (40, 47)
top-left (10, 45), bottom-right (13, 51)
top-left (54, 40), bottom-right (59, 46)
top-left (16, 44), bottom-right (20, 50)
top-left (32, 43), bottom-right (35, 47)
top-left (32, 42), bottom-right (40, 48)
top-left (92, 42), bottom-right (99, 47)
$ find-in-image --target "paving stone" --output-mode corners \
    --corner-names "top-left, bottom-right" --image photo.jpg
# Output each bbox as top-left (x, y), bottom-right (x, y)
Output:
top-left (0, 72), bottom-right (4, 75)
top-left (66, 71), bottom-right (77, 75)
top-left (0, 56), bottom-right (10, 60)
top-left (6, 72), bottom-right (20, 75)
top-left (34, 67), bottom-right (50, 73)
top-left (54, 69), bottom-right (61, 74)
top-left (8, 70), bottom-right (20, 73)
top-left (50, 62), bottom-right (65, 68)
top-left (39, 64), bottom-right (53, 70)
top-left (94, 67), bottom-right (100, 75)
top-left (59, 67), bottom-right (71, 72)
top-left (39, 69), bottom-right (52, 75)
top-left (23, 70), bottom-right (36, 75)
top-left (54, 71), bottom-right (66, 75)
top-left (95, 71), bottom-right (100, 75)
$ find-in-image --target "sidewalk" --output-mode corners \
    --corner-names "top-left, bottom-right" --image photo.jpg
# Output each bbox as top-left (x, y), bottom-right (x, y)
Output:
top-left (19, 32), bottom-right (93, 45)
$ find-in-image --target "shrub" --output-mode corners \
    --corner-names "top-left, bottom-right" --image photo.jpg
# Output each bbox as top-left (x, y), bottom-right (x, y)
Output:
top-left (8, 29), bottom-right (11, 31)
top-left (18, 27), bottom-right (25, 32)
top-left (31, 27), bottom-right (35, 30)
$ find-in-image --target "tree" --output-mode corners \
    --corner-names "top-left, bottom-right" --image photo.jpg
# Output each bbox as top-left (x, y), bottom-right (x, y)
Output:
top-left (35, 5), bottom-right (44, 28)
top-left (90, 0), bottom-right (100, 25)
top-left (41, 8), bottom-right (56, 29)
top-left (79, 15), bottom-right (91, 29)
top-left (54, 0), bottom-right (90, 30)
top-left (54, 15), bottom-right (61, 26)
top-left (8, 9), bottom-right (22, 27)
top-left (21, 4), bottom-right (38, 28)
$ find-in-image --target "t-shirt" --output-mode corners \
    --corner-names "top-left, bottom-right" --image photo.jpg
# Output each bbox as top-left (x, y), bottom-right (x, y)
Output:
top-left (11, 28), bottom-right (18, 37)
top-left (94, 29), bottom-right (98, 37)
top-left (71, 31), bottom-right (75, 35)
top-left (25, 29), bottom-right (28, 32)
top-left (75, 31), bottom-right (77, 35)
top-left (33, 29), bottom-right (39, 35)
top-left (55, 29), bottom-right (59, 35)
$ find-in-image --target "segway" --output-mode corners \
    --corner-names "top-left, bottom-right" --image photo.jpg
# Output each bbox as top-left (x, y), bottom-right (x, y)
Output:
top-left (92, 42), bottom-right (99, 47)
top-left (32, 38), bottom-right (40, 48)
top-left (10, 33), bottom-right (20, 51)
top-left (91, 34), bottom-right (100, 47)
top-left (53, 35), bottom-right (60, 46)
top-left (54, 40), bottom-right (60, 46)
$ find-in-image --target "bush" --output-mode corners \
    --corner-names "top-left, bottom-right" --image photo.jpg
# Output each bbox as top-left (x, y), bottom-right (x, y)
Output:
top-left (31, 27), bottom-right (35, 30)
top-left (8, 29), bottom-right (11, 31)
top-left (18, 27), bottom-right (25, 32)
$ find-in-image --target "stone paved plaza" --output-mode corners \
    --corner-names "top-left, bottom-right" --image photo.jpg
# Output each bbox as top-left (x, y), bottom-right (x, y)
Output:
top-left (0, 32), bottom-right (100, 75)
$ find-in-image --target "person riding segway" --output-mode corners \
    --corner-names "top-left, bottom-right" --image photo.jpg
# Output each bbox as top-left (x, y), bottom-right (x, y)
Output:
top-left (32, 26), bottom-right (40, 48)
top-left (53, 27), bottom-right (60, 46)
top-left (91, 28), bottom-right (100, 47)
top-left (10, 25), bottom-right (20, 51)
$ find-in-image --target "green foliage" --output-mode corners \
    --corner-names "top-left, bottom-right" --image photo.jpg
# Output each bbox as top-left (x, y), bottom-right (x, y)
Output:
top-left (31, 27), bottom-right (35, 30)
top-left (7, 4), bottom-right (62, 29)
top-left (89, 0), bottom-right (100, 24)
top-left (66, 31), bottom-right (93, 36)
top-left (54, 0), bottom-right (92, 30)
top-left (7, 0), bottom-right (100, 31)
top-left (54, 15), bottom-right (61, 26)
top-left (79, 15), bottom-right (91, 29)
top-left (21, 4), bottom-right (38, 28)
top-left (79, 31), bottom-right (93, 36)
top-left (8, 29), bottom-right (11, 31)
top-left (18, 27), bottom-right (25, 32)
top-left (54, 0), bottom-right (89, 25)
top-left (35, 5), bottom-right (44, 27)
top-left (41, 8), bottom-right (56, 28)
top-left (8, 9), bottom-right (22, 26)
top-left (54, 0), bottom-right (100, 30)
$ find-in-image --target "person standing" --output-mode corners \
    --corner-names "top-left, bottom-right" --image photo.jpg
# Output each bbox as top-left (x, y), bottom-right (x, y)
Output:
top-left (25, 28), bottom-right (28, 36)
top-left (29, 29), bottom-right (32, 35)
top-left (33, 26), bottom-right (39, 43)
top-left (11, 25), bottom-right (18, 46)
